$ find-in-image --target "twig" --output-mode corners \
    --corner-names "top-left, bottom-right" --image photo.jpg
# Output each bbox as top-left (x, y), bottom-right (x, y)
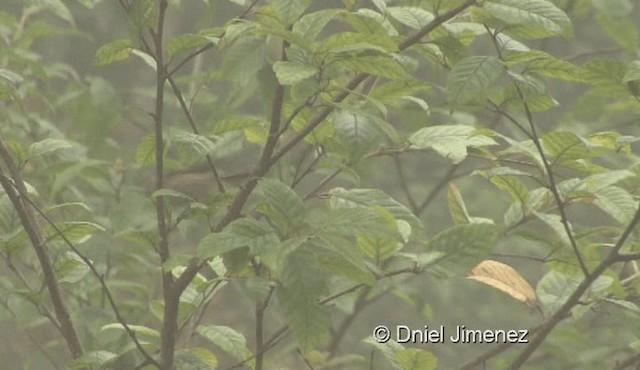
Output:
top-left (5, 178), bottom-right (160, 367)
top-left (394, 156), bottom-right (419, 213)
top-left (168, 0), bottom-right (262, 76)
top-left (173, 0), bottom-right (483, 333)
top-left (415, 164), bottom-right (458, 216)
top-left (614, 351), bottom-right (640, 370)
top-left (0, 136), bottom-right (84, 359)
top-left (507, 206), bottom-right (640, 369)
top-left (486, 28), bottom-right (590, 277)
top-left (225, 265), bottom-right (425, 369)
top-left (165, 73), bottom-right (225, 193)
top-left (457, 323), bottom-right (545, 370)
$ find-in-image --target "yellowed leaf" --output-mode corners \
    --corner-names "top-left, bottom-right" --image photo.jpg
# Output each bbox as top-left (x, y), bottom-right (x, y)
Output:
top-left (467, 260), bottom-right (537, 308)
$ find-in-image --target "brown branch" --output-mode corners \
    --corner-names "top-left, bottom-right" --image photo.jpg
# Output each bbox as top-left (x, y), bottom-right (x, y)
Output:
top-left (255, 285), bottom-right (275, 370)
top-left (0, 137), bottom-right (84, 359)
top-left (457, 323), bottom-right (545, 370)
top-left (225, 265), bottom-right (424, 370)
top-left (507, 206), bottom-right (640, 369)
top-left (614, 351), bottom-right (640, 370)
top-left (614, 252), bottom-right (640, 262)
top-left (165, 73), bottom-right (225, 193)
top-left (173, 0), bottom-right (482, 325)
top-left (394, 156), bottom-right (419, 213)
top-left (167, 0), bottom-right (262, 76)
top-left (145, 1), bottom-right (179, 368)
top-left (9, 180), bottom-right (161, 367)
top-left (415, 164), bottom-right (458, 216)
top-left (486, 28), bottom-right (589, 277)
top-left (398, 0), bottom-right (477, 52)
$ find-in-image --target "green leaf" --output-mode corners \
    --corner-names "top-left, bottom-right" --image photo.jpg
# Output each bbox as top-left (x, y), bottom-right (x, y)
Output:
top-left (28, 138), bottom-right (76, 158)
top-left (314, 244), bottom-right (375, 284)
top-left (447, 56), bottom-right (504, 108)
top-left (536, 270), bottom-right (581, 314)
top-left (219, 35), bottom-right (265, 82)
top-left (76, 0), bottom-right (102, 8)
top-left (33, 0), bottom-right (74, 23)
top-left (596, 14), bottom-right (639, 53)
top-left (623, 61), bottom-right (640, 84)
top-left (306, 207), bottom-right (394, 242)
top-left (528, 58), bottom-right (583, 82)
top-left (55, 251), bottom-right (90, 283)
top-left (273, 61), bottom-right (317, 85)
top-left (293, 9), bottom-right (343, 40)
top-left (542, 131), bottom-right (590, 164)
top-left (197, 218), bottom-right (279, 259)
top-left (69, 351), bottom-right (117, 369)
top-left (584, 170), bottom-right (635, 191)
top-left (483, 0), bottom-right (573, 39)
top-left (277, 249), bottom-right (329, 351)
top-left (167, 31), bottom-right (219, 56)
top-left (136, 134), bottom-right (159, 166)
top-left (409, 125), bottom-right (497, 164)
top-left (534, 212), bottom-right (570, 246)
top-left (152, 188), bottom-right (194, 202)
top-left (427, 224), bottom-right (500, 277)
top-left (489, 175), bottom-right (529, 204)
top-left (581, 60), bottom-right (628, 95)
top-left (268, 0), bottom-right (313, 24)
top-left (45, 221), bottom-right (105, 244)
top-left (327, 187), bottom-right (421, 228)
top-left (170, 130), bottom-right (218, 164)
top-left (331, 111), bottom-right (385, 160)
top-left (590, 0), bottom-right (632, 17)
top-left (604, 298), bottom-right (640, 313)
top-left (0, 68), bottom-right (24, 87)
top-left (258, 178), bottom-right (306, 232)
top-left (394, 348), bottom-right (438, 370)
top-left (94, 39), bottom-right (134, 66)
top-left (447, 183), bottom-right (471, 224)
top-left (197, 325), bottom-right (252, 363)
top-left (337, 55), bottom-right (406, 79)
top-left (101, 323), bottom-right (161, 342)
top-left (386, 7), bottom-right (434, 30)
top-left (593, 186), bottom-right (638, 224)
top-left (175, 348), bottom-right (218, 370)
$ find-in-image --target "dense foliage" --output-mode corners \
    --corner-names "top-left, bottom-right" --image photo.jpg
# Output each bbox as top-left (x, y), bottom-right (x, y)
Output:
top-left (1, 0), bottom-right (640, 369)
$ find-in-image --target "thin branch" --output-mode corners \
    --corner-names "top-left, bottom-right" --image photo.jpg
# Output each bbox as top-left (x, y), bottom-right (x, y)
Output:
top-left (486, 28), bottom-right (589, 277)
top-left (415, 164), bottom-right (458, 216)
top-left (614, 252), bottom-right (640, 262)
top-left (6, 179), bottom-right (160, 368)
top-left (507, 206), bottom-right (640, 369)
top-left (173, 0), bottom-right (482, 324)
top-left (394, 156), bottom-right (419, 212)
top-left (168, 0), bottom-right (262, 76)
top-left (225, 265), bottom-right (425, 370)
top-left (0, 136), bottom-right (84, 359)
top-left (255, 285), bottom-right (275, 370)
top-left (146, 1), bottom-right (180, 368)
top-left (614, 351), bottom-right (640, 370)
top-left (327, 286), bottom-right (372, 357)
top-left (303, 168), bottom-right (343, 200)
top-left (165, 73), bottom-right (225, 193)
top-left (0, 299), bottom-right (61, 369)
top-left (398, 0), bottom-right (477, 51)
top-left (457, 323), bottom-right (544, 370)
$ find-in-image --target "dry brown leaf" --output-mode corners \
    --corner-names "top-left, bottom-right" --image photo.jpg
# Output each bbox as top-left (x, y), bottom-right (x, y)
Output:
top-left (467, 260), bottom-right (538, 308)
